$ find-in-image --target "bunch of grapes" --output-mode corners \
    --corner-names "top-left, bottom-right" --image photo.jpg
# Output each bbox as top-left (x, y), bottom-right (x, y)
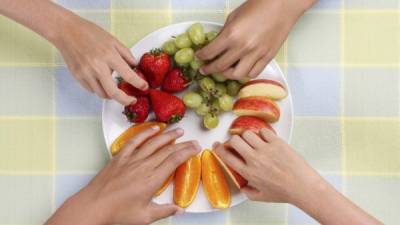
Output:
top-left (161, 23), bottom-right (247, 130)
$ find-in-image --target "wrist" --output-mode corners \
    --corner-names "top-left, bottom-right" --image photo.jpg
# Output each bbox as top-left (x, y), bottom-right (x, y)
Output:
top-left (287, 169), bottom-right (328, 207)
top-left (290, 174), bottom-right (334, 216)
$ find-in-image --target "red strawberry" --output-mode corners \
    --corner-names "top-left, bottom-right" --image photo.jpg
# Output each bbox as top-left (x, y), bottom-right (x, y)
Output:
top-left (139, 49), bottom-right (170, 88)
top-left (161, 68), bottom-right (189, 93)
top-left (149, 89), bottom-right (185, 123)
top-left (123, 97), bottom-right (150, 123)
top-left (117, 68), bottom-right (149, 97)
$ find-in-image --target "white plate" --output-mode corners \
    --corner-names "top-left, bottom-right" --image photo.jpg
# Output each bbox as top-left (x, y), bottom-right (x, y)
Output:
top-left (102, 21), bottom-right (293, 213)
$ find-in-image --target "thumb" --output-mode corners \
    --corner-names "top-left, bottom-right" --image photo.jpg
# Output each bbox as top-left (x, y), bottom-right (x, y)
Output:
top-left (148, 203), bottom-right (184, 222)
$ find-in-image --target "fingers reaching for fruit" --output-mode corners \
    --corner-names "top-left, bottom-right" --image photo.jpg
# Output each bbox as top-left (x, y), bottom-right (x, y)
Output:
top-left (52, 13), bottom-right (149, 106)
top-left (213, 129), bottom-right (320, 204)
top-left (50, 126), bottom-right (201, 225)
top-left (196, 0), bottom-right (313, 79)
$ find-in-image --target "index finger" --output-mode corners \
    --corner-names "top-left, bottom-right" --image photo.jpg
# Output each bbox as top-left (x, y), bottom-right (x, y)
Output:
top-left (98, 74), bottom-right (135, 105)
top-left (110, 54), bottom-right (148, 90)
top-left (196, 32), bottom-right (229, 62)
top-left (153, 147), bottom-right (200, 185)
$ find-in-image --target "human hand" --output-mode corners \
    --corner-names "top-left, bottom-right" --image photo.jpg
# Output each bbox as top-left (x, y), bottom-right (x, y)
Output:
top-left (46, 127), bottom-right (201, 225)
top-left (196, 0), bottom-right (315, 79)
top-left (213, 128), bottom-right (322, 204)
top-left (53, 15), bottom-right (147, 105)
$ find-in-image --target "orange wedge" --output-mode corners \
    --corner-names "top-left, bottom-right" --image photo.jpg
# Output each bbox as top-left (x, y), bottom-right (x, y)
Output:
top-left (110, 122), bottom-right (167, 156)
top-left (202, 150), bottom-right (231, 209)
top-left (211, 150), bottom-right (248, 189)
top-left (173, 155), bottom-right (201, 208)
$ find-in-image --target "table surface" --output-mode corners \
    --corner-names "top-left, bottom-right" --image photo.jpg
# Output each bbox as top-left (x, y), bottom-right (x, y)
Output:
top-left (0, 0), bottom-right (399, 224)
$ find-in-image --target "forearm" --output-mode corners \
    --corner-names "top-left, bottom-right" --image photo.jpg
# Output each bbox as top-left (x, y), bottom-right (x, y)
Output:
top-left (293, 178), bottom-right (383, 225)
top-left (45, 189), bottom-right (107, 225)
top-left (0, 0), bottom-right (75, 45)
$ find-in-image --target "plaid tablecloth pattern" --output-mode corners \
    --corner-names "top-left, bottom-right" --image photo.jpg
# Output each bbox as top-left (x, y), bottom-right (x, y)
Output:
top-left (0, 0), bottom-right (399, 224)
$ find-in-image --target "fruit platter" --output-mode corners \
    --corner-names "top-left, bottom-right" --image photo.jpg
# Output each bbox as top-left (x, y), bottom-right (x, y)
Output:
top-left (102, 21), bottom-right (293, 213)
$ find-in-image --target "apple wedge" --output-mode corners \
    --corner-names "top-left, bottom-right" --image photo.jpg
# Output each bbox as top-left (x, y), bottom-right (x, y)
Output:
top-left (238, 79), bottom-right (287, 100)
top-left (211, 150), bottom-right (247, 189)
top-left (233, 96), bottom-right (280, 123)
top-left (229, 116), bottom-right (276, 135)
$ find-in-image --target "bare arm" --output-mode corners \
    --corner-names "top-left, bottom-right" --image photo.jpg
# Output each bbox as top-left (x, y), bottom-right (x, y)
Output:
top-left (0, 0), bottom-right (147, 105)
top-left (214, 129), bottom-right (383, 225)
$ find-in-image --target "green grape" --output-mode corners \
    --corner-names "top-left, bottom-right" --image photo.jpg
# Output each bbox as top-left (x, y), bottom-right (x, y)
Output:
top-left (206, 31), bottom-right (218, 42)
top-left (183, 92), bottom-right (202, 109)
top-left (238, 77), bottom-right (251, 84)
top-left (196, 103), bottom-right (210, 116)
top-left (218, 94), bottom-right (234, 111)
top-left (203, 113), bottom-right (219, 129)
top-left (199, 77), bottom-right (215, 92)
top-left (174, 48), bottom-right (194, 65)
top-left (188, 23), bottom-right (206, 45)
top-left (190, 58), bottom-right (205, 71)
top-left (211, 99), bottom-right (221, 115)
top-left (211, 73), bottom-right (227, 82)
top-left (213, 83), bottom-right (227, 97)
top-left (175, 33), bottom-right (192, 48)
top-left (226, 80), bottom-right (241, 96)
top-left (200, 90), bottom-right (212, 103)
top-left (162, 40), bottom-right (177, 55)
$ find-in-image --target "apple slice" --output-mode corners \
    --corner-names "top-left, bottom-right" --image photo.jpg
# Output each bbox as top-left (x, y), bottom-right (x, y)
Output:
top-left (229, 116), bottom-right (276, 135)
top-left (238, 79), bottom-right (287, 100)
top-left (211, 150), bottom-right (247, 189)
top-left (233, 96), bottom-right (280, 123)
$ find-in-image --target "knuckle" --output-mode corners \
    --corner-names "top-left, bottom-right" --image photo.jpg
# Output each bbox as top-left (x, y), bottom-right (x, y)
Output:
top-left (215, 62), bottom-right (227, 72)
top-left (226, 29), bottom-right (239, 42)
top-left (170, 153), bottom-right (184, 164)
top-left (108, 90), bottom-right (120, 98)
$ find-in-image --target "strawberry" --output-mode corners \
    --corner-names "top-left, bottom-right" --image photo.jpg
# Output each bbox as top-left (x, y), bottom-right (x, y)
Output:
top-left (123, 97), bottom-right (150, 123)
top-left (117, 68), bottom-right (149, 97)
top-left (161, 68), bottom-right (189, 93)
top-left (149, 89), bottom-right (185, 123)
top-left (139, 49), bottom-right (171, 88)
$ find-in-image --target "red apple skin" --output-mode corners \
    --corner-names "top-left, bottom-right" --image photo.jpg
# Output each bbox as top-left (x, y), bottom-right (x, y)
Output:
top-left (240, 79), bottom-right (285, 90)
top-left (233, 96), bottom-right (280, 122)
top-left (229, 116), bottom-right (276, 135)
top-left (239, 79), bottom-right (287, 100)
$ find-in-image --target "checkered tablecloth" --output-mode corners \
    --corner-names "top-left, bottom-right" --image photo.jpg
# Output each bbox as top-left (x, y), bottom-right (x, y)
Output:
top-left (0, 0), bottom-right (399, 224)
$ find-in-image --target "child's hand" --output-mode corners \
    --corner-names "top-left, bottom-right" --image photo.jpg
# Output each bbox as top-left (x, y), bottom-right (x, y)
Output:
top-left (46, 127), bottom-right (201, 225)
top-left (196, 0), bottom-right (315, 79)
top-left (214, 129), bottom-right (384, 225)
top-left (54, 15), bottom-right (147, 106)
top-left (214, 128), bottom-right (321, 204)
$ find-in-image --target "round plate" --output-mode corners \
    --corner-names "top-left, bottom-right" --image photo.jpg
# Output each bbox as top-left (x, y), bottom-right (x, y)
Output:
top-left (102, 21), bottom-right (293, 213)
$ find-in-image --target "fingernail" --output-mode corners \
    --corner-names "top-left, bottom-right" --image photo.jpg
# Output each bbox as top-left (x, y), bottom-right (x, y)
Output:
top-left (199, 67), bottom-right (206, 75)
top-left (174, 207), bottom-right (185, 216)
top-left (129, 98), bottom-right (137, 105)
top-left (212, 142), bottom-right (220, 149)
top-left (151, 125), bottom-right (160, 131)
top-left (141, 82), bottom-right (148, 90)
top-left (175, 128), bottom-right (184, 135)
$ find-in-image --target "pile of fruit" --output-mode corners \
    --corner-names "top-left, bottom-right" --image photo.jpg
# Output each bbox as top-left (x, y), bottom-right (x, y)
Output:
top-left (118, 23), bottom-right (245, 130)
top-left (112, 22), bottom-right (288, 209)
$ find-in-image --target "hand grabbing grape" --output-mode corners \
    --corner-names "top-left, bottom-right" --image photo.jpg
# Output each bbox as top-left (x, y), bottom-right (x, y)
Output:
top-left (196, 0), bottom-right (316, 79)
